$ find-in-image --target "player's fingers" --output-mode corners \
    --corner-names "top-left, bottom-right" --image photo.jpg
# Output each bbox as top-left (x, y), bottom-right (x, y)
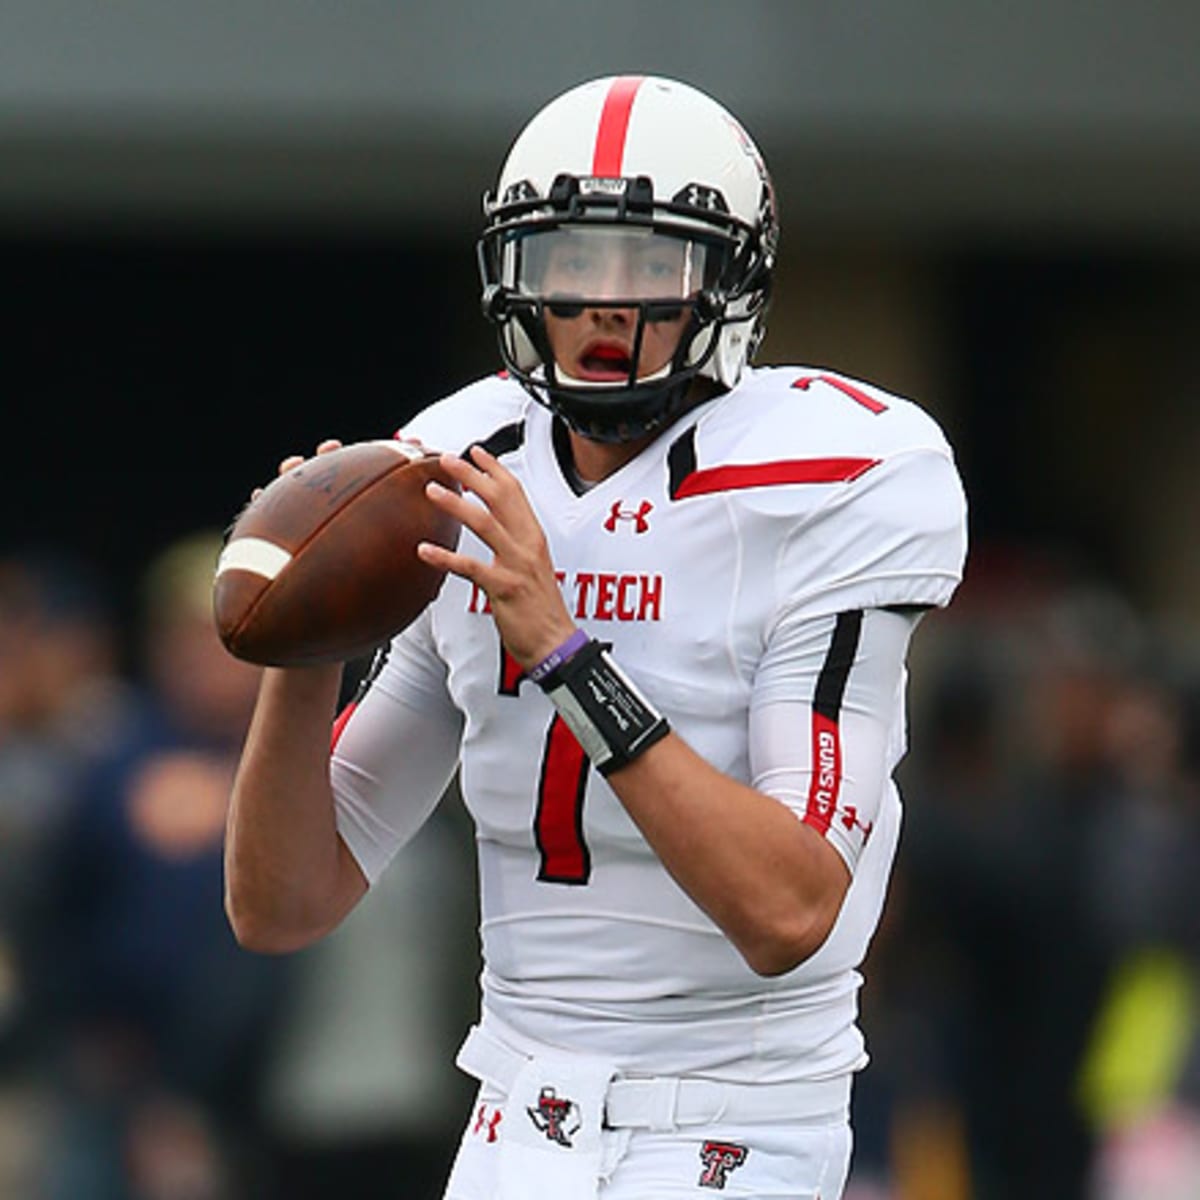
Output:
top-left (435, 450), bottom-right (500, 505)
top-left (418, 543), bottom-right (533, 618)
top-left (277, 438), bottom-right (343, 478)
top-left (416, 539), bottom-right (488, 586)
top-left (449, 447), bottom-right (542, 534)
top-left (464, 445), bottom-right (531, 508)
top-left (425, 479), bottom-right (514, 555)
top-left (443, 446), bottom-right (529, 506)
top-left (465, 443), bottom-right (509, 476)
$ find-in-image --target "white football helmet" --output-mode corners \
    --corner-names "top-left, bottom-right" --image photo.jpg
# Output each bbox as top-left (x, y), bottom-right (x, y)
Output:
top-left (478, 75), bottom-right (778, 442)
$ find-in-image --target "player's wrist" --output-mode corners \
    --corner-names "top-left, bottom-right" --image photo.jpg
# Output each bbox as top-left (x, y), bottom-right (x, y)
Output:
top-left (534, 638), bottom-right (670, 776)
top-left (525, 628), bottom-right (590, 685)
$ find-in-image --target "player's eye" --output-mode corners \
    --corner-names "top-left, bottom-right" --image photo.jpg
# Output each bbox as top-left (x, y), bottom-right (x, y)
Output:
top-left (560, 254), bottom-right (597, 277)
top-left (637, 257), bottom-right (677, 282)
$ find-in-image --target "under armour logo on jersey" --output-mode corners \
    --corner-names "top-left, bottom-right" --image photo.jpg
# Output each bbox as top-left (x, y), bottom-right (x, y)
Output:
top-left (472, 1103), bottom-right (502, 1143)
top-left (698, 1141), bottom-right (748, 1189)
top-left (604, 499), bottom-right (653, 534)
top-left (840, 805), bottom-right (874, 841)
top-left (527, 1086), bottom-right (581, 1148)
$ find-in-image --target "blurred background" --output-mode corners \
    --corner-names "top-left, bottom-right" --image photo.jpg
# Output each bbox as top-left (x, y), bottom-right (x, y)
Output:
top-left (1, 2), bottom-right (1198, 1197)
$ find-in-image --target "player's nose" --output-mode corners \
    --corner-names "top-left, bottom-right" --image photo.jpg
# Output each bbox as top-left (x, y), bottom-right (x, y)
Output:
top-left (586, 303), bottom-right (635, 328)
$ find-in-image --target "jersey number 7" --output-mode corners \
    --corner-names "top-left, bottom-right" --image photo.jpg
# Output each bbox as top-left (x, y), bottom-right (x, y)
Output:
top-left (501, 647), bottom-right (592, 885)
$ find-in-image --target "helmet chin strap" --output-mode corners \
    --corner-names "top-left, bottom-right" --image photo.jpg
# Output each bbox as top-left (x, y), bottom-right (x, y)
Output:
top-left (501, 298), bottom-right (716, 443)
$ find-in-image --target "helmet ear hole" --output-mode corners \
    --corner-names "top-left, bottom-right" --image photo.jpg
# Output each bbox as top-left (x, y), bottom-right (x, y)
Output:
top-left (713, 325), bottom-right (747, 389)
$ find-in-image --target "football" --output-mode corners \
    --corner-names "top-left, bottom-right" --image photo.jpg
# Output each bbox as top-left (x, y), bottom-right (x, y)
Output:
top-left (213, 440), bottom-right (461, 666)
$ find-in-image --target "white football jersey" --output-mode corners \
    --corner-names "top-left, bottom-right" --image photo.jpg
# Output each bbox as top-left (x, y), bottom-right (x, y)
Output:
top-left (331, 365), bottom-right (967, 1084)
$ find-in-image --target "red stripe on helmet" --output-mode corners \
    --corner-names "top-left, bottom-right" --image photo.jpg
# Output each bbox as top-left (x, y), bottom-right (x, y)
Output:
top-left (592, 75), bottom-right (645, 176)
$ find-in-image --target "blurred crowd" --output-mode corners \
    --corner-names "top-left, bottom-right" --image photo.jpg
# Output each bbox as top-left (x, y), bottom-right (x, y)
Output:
top-left (1, 530), bottom-right (1198, 1199)
top-left (0, 534), bottom-right (475, 1200)
top-left (847, 544), bottom-right (1200, 1200)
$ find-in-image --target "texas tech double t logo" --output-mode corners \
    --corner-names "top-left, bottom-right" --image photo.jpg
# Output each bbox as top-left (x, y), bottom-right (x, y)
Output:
top-left (526, 1086), bottom-right (581, 1148)
top-left (698, 1140), bottom-right (748, 1189)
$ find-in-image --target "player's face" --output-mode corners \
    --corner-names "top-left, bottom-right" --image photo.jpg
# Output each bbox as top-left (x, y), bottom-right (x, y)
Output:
top-left (543, 301), bottom-right (691, 384)
top-left (517, 228), bottom-right (704, 383)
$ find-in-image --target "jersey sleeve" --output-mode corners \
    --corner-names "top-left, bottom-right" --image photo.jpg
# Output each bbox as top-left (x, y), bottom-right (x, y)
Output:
top-left (750, 607), bottom-right (917, 872)
top-left (331, 609), bottom-right (464, 885)
top-left (688, 367), bottom-right (967, 624)
top-left (771, 442), bottom-right (967, 623)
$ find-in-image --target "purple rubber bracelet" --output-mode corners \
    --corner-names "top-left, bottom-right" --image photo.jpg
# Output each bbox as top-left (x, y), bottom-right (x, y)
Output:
top-left (527, 630), bottom-right (591, 685)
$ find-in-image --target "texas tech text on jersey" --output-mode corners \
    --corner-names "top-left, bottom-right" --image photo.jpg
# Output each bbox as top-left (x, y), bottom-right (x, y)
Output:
top-left (467, 570), bottom-right (664, 623)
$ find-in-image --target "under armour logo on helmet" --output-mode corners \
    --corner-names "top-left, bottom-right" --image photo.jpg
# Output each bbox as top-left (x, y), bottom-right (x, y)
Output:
top-left (604, 500), bottom-right (653, 534)
top-left (673, 182), bottom-right (728, 213)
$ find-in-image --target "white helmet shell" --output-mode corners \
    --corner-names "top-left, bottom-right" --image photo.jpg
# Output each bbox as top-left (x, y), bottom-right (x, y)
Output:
top-left (501, 76), bottom-right (773, 240)
top-left (480, 75), bottom-right (778, 439)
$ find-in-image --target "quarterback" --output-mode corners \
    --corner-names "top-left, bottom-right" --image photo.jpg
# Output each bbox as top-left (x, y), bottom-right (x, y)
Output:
top-left (225, 75), bottom-right (967, 1199)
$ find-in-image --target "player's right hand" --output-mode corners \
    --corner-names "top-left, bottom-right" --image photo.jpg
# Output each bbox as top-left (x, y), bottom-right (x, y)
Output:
top-left (249, 438), bottom-right (344, 502)
top-left (418, 443), bottom-right (576, 670)
top-left (277, 438), bottom-right (344, 477)
top-left (252, 435), bottom-right (426, 500)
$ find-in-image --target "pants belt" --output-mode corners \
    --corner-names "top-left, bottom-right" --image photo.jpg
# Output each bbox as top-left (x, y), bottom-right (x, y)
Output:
top-left (456, 1024), bottom-right (851, 1131)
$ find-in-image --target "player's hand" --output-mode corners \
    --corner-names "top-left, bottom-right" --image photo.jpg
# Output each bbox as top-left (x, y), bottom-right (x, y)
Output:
top-left (249, 438), bottom-right (344, 502)
top-left (249, 435), bottom-right (426, 502)
top-left (273, 435), bottom-right (426, 480)
top-left (417, 445), bottom-right (576, 669)
top-left (276, 438), bottom-right (344, 477)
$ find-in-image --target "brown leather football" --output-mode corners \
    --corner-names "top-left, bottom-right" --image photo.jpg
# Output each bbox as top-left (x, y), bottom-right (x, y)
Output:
top-left (213, 440), bottom-right (461, 666)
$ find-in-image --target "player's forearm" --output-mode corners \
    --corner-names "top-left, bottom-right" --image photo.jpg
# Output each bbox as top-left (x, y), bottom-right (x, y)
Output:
top-left (608, 734), bottom-right (850, 976)
top-left (225, 664), bottom-right (366, 953)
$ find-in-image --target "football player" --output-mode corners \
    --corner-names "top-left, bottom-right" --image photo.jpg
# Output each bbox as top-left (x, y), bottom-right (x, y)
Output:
top-left (225, 75), bottom-right (968, 1199)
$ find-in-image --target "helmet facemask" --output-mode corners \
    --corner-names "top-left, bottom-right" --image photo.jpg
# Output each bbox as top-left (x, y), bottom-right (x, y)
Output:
top-left (479, 172), bottom-right (771, 443)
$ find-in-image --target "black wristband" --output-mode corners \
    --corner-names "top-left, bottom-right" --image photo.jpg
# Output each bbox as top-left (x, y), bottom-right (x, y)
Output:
top-left (536, 639), bottom-right (670, 776)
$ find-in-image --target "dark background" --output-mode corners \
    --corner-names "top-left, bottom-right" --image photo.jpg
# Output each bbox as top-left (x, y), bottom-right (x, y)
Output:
top-left (4, 232), bottom-right (486, 643)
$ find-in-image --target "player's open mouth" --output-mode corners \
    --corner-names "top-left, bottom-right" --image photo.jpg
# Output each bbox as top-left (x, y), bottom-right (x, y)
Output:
top-left (577, 342), bottom-right (633, 381)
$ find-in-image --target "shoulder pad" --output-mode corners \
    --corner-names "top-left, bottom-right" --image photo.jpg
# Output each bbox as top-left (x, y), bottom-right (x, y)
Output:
top-left (395, 373), bottom-right (531, 457)
top-left (702, 366), bottom-right (952, 466)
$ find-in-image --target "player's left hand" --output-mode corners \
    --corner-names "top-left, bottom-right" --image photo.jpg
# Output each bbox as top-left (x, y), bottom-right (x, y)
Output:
top-left (417, 445), bottom-right (576, 669)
